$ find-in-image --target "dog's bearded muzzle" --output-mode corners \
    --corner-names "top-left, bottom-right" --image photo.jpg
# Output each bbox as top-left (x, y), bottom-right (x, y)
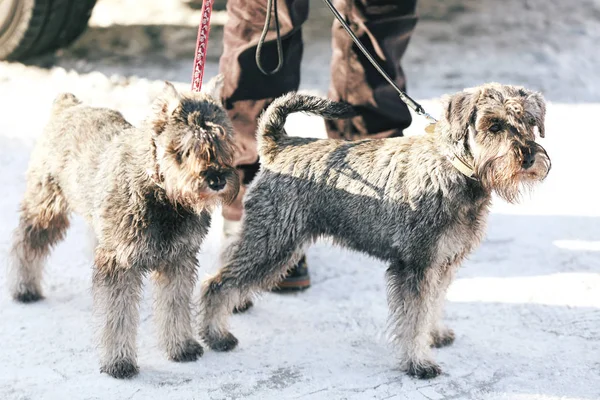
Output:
top-left (475, 140), bottom-right (551, 204)
top-left (164, 167), bottom-right (240, 211)
top-left (197, 167), bottom-right (240, 206)
top-left (520, 142), bottom-right (551, 181)
top-left (217, 168), bottom-right (241, 205)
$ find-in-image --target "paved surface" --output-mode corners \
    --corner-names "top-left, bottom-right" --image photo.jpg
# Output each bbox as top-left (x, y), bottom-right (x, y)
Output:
top-left (0, 0), bottom-right (599, 399)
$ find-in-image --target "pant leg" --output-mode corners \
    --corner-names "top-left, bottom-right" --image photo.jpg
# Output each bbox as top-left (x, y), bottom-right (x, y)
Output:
top-left (219, 0), bottom-right (309, 221)
top-left (219, 0), bottom-right (309, 167)
top-left (326, 0), bottom-right (418, 140)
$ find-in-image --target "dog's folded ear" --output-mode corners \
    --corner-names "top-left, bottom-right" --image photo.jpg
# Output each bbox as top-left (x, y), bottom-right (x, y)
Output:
top-left (203, 74), bottom-right (225, 105)
top-left (527, 91), bottom-right (546, 138)
top-left (51, 93), bottom-right (81, 114)
top-left (150, 81), bottom-right (182, 135)
top-left (444, 90), bottom-right (478, 142)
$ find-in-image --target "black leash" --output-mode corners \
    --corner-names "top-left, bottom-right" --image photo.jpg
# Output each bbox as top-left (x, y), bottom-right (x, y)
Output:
top-left (255, 0), bottom-right (284, 75)
top-left (321, 0), bottom-right (437, 123)
top-left (256, 0), bottom-right (437, 124)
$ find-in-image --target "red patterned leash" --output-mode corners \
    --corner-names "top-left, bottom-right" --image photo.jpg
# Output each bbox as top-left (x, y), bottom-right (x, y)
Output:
top-left (191, 0), bottom-right (214, 92)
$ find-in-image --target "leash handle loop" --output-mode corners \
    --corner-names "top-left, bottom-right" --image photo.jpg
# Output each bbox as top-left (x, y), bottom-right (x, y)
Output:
top-left (256, 0), bottom-right (284, 75)
top-left (191, 0), bottom-right (214, 92)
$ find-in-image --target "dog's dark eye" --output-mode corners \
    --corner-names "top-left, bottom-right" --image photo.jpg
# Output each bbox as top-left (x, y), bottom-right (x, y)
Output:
top-left (489, 124), bottom-right (502, 133)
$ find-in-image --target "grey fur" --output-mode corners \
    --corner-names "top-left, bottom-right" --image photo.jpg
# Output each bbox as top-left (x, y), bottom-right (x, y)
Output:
top-left (199, 85), bottom-right (551, 379)
top-left (8, 75), bottom-right (239, 379)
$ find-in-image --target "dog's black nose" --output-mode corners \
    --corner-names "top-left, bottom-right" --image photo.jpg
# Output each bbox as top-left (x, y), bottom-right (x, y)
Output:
top-left (208, 175), bottom-right (226, 191)
top-left (522, 149), bottom-right (536, 169)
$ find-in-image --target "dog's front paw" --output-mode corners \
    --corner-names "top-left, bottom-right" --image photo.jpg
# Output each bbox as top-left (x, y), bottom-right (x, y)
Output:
top-left (205, 331), bottom-right (239, 352)
top-left (405, 359), bottom-right (442, 379)
top-left (431, 328), bottom-right (455, 348)
top-left (13, 288), bottom-right (43, 303)
top-left (233, 300), bottom-right (253, 314)
top-left (170, 339), bottom-right (204, 362)
top-left (101, 359), bottom-right (139, 379)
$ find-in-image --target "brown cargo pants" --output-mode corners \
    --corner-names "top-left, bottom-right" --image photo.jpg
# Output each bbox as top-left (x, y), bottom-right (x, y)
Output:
top-left (219, 0), bottom-right (418, 220)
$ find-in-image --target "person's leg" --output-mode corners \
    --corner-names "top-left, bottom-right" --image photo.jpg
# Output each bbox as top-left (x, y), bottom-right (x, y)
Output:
top-left (219, 0), bottom-right (308, 168)
top-left (327, 0), bottom-right (418, 140)
top-left (219, 0), bottom-right (311, 291)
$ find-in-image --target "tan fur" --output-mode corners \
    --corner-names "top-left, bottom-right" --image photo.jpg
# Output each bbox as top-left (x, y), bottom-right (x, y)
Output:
top-left (8, 75), bottom-right (238, 379)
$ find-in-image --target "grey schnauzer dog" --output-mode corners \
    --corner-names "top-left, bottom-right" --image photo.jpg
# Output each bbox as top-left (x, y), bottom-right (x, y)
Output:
top-left (8, 76), bottom-right (239, 379)
top-left (199, 83), bottom-right (551, 379)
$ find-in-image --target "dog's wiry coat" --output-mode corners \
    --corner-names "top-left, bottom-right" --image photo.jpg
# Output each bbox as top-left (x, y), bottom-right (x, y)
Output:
top-left (199, 84), bottom-right (551, 379)
top-left (8, 76), bottom-right (239, 379)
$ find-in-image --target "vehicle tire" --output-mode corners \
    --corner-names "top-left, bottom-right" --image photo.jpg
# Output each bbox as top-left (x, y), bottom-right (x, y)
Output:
top-left (0, 0), bottom-right (97, 61)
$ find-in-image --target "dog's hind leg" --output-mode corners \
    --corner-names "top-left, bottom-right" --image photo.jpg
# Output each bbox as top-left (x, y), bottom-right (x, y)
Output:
top-left (93, 251), bottom-right (143, 379)
top-left (152, 252), bottom-right (204, 363)
top-left (199, 194), bottom-right (308, 352)
top-left (9, 175), bottom-right (70, 302)
top-left (386, 262), bottom-right (443, 379)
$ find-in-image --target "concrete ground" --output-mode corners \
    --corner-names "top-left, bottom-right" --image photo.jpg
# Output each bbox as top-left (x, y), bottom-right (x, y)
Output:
top-left (0, 0), bottom-right (599, 399)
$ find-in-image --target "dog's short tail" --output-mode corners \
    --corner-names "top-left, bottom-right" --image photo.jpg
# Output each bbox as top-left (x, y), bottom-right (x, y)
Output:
top-left (51, 93), bottom-right (81, 114)
top-left (257, 92), bottom-right (355, 156)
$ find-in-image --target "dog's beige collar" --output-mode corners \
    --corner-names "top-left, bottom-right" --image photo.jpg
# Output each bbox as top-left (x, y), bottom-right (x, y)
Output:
top-left (424, 123), bottom-right (477, 180)
top-left (448, 154), bottom-right (476, 180)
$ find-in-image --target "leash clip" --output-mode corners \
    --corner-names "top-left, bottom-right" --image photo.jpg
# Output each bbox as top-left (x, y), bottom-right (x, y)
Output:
top-left (420, 111), bottom-right (437, 124)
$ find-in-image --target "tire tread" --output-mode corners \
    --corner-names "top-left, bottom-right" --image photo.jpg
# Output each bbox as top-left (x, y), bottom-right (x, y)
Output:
top-left (0, 0), bottom-right (97, 60)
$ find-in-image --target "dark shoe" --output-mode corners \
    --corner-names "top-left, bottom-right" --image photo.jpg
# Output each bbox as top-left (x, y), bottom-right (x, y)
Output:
top-left (272, 256), bottom-right (311, 292)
